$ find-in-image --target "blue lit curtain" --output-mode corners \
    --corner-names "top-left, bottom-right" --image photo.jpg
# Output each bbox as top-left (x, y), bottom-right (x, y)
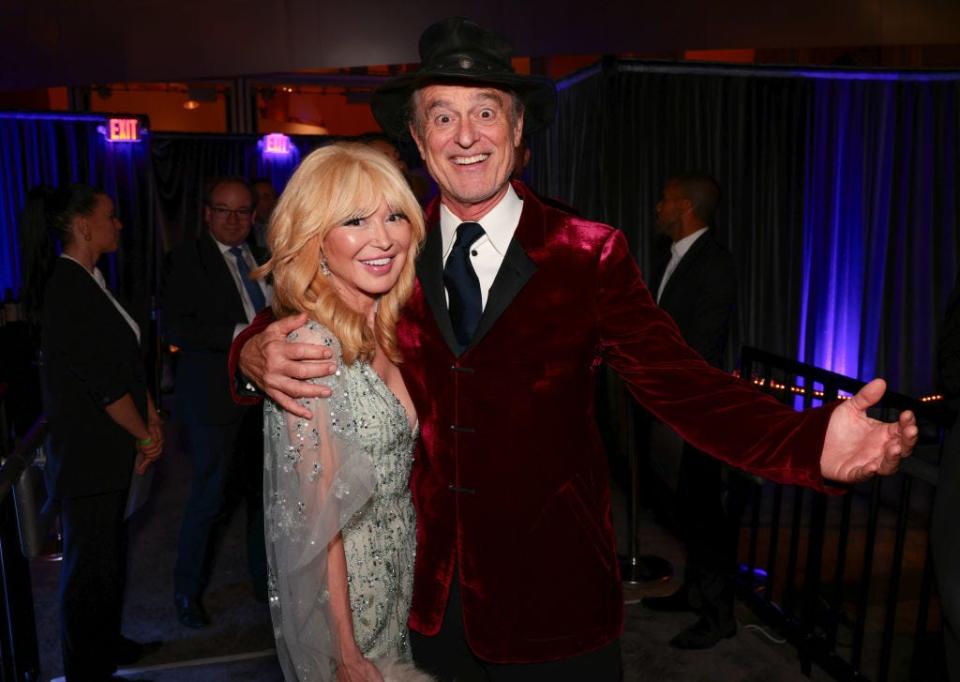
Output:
top-left (798, 76), bottom-right (960, 395)
top-left (0, 113), bottom-right (154, 320)
top-left (530, 63), bottom-right (960, 395)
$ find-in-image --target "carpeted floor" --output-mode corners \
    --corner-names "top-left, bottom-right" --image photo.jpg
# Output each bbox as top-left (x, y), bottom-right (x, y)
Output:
top-left (29, 402), bottom-right (817, 681)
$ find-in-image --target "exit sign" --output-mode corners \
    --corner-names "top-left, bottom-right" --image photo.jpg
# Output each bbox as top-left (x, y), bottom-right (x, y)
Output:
top-left (106, 118), bottom-right (140, 142)
top-left (262, 133), bottom-right (292, 155)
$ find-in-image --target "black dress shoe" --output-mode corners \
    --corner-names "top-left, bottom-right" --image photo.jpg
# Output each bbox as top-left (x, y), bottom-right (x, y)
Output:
top-left (669, 616), bottom-right (737, 650)
top-left (116, 635), bottom-right (163, 665)
top-left (174, 593), bottom-right (210, 628)
top-left (637, 555), bottom-right (674, 582)
top-left (641, 587), bottom-right (695, 613)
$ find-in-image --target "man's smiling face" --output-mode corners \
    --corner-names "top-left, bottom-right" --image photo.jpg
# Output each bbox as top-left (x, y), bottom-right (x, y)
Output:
top-left (410, 84), bottom-right (524, 221)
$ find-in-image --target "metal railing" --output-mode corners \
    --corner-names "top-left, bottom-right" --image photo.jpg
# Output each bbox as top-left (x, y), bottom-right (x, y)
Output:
top-left (0, 397), bottom-right (47, 682)
top-left (737, 346), bottom-right (952, 681)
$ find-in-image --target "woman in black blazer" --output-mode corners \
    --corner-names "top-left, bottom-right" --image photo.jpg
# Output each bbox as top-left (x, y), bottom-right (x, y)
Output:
top-left (21, 184), bottom-right (163, 681)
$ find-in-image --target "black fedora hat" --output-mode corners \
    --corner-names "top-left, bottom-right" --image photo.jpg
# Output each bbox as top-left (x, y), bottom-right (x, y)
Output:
top-left (371, 17), bottom-right (557, 139)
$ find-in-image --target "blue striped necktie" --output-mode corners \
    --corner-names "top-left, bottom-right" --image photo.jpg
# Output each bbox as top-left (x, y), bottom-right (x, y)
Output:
top-left (228, 246), bottom-right (266, 313)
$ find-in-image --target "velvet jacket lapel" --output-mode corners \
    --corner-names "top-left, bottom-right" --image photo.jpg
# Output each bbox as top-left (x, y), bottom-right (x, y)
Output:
top-left (471, 235), bottom-right (536, 350)
top-left (416, 181), bottom-right (540, 357)
top-left (415, 225), bottom-right (459, 353)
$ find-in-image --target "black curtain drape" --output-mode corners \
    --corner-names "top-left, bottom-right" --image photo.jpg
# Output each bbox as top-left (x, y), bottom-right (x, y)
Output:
top-left (531, 61), bottom-right (960, 395)
top-left (150, 134), bottom-right (330, 253)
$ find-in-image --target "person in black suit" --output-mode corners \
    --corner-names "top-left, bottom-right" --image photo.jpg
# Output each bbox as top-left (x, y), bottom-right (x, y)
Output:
top-left (21, 184), bottom-right (163, 680)
top-left (641, 174), bottom-right (747, 650)
top-left (935, 273), bottom-right (960, 681)
top-left (163, 177), bottom-right (270, 628)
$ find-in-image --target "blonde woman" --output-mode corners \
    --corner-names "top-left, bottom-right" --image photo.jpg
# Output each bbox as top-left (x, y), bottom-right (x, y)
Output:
top-left (254, 143), bottom-right (428, 681)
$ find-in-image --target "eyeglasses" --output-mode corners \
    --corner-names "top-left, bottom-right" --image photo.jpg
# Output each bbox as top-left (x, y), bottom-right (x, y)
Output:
top-left (209, 205), bottom-right (253, 220)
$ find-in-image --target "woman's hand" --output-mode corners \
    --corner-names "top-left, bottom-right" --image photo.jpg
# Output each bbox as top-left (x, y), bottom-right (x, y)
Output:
top-left (146, 393), bottom-right (164, 451)
top-left (335, 651), bottom-right (384, 682)
top-left (135, 450), bottom-right (161, 474)
top-left (147, 412), bottom-right (164, 450)
top-left (135, 429), bottom-right (163, 474)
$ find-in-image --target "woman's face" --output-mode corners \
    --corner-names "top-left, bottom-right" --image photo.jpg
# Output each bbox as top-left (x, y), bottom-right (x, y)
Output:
top-left (322, 200), bottom-right (412, 314)
top-left (85, 194), bottom-right (123, 255)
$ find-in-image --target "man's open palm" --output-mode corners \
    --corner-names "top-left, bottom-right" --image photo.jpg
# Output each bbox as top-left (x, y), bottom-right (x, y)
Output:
top-left (821, 378), bottom-right (918, 483)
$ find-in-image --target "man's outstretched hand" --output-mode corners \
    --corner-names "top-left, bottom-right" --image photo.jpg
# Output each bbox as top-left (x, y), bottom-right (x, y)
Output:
top-left (820, 378), bottom-right (918, 483)
top-left (238, 312), bottom-right (336, 419)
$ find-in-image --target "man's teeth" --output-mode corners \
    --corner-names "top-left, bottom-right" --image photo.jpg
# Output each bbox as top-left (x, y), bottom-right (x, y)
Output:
top-left (363, 257), bottom-right (392, 266)
top-left (453, 154), bottom-right (489, 165)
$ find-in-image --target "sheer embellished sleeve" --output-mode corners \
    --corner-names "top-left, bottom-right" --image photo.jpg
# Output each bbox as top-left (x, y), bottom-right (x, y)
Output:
top-left (263, 321), bottom-right (376, 681)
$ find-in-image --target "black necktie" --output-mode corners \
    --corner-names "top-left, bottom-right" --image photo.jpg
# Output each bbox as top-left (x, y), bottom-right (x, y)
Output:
top-left (443, 222), bottom-right (485, 347)
top-left (228, 246), bottom-right (266, 313)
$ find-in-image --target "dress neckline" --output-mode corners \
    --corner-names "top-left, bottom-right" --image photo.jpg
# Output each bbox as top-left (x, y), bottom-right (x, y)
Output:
top-left (362, 362), bottom-right (419, 438)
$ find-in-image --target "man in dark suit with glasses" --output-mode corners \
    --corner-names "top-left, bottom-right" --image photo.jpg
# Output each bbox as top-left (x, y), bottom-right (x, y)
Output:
top-left (163, 177), bottom-right (270, 628)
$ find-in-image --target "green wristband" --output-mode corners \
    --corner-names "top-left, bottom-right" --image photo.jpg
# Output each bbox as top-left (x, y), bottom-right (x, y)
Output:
top-left (137, 437), bottom-right (153, 446)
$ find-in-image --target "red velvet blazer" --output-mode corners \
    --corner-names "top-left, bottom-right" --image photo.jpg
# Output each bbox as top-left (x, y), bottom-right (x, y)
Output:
top-left (394, 182), bottom-right (834, 662)
top-left (231, 181), bottom-right (836, 664)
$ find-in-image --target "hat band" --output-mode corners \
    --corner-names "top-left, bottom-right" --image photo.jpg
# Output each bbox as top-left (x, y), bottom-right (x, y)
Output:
top-left (425, 51), bottom-right (514, 76)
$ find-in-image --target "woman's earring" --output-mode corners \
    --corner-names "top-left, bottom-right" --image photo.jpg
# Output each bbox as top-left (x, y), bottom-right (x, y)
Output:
top-left (320, 255), bottom-right (331, 277)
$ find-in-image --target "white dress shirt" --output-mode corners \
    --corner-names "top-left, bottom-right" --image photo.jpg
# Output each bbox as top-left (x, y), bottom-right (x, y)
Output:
top-left (656, 227), bottom-right (709, 304)
top-left (209, 234), bottom-right (272, 338)
top-left (440, 186), bottom-right (524, 311)
top-left (61, 254), bottom-right (140, 344)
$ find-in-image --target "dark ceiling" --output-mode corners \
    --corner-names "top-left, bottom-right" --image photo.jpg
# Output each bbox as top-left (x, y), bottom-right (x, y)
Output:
top-left (2, 0), bottom-right (959, 91)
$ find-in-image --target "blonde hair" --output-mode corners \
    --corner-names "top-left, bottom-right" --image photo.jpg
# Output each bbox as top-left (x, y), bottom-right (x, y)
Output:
top-left (254, 142), bottom-right (425, 365)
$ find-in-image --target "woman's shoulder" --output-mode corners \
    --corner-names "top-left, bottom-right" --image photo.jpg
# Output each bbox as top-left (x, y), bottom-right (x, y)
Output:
top-left (48, 257), bottom-right (88, 286)
top-left (271, 319), bottom-right (346, 408)
top-left (286, 319), bottom-right (345, 364)
top-left (43, 259), bottom-right (96, 311)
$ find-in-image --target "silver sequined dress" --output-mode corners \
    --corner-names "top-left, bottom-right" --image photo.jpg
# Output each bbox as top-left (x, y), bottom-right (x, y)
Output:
top-left (263, 321), bottom-right (417, 681)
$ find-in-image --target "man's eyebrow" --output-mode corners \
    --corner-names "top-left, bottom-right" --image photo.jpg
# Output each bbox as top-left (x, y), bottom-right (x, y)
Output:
top-left (423, 90), bottom-right (507, 112)
top-left (472, 89), bottom-right (506, 106)
top-left (424, 98), bottom-right (451, 113)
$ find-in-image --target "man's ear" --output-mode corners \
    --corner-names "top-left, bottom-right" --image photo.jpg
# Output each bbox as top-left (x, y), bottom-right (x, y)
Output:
top-left (409, 123), bottom-right (426, 160)
top-left (513, 111), bottom-right (524, 148)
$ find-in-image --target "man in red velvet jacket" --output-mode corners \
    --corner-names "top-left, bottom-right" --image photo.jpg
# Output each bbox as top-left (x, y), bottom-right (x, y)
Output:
top-left (230, 18), bottom-right (917, 682)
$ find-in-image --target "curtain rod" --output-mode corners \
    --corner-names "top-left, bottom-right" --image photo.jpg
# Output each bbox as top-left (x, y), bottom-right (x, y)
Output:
top-left (613, 59), bottom-right (960, 82)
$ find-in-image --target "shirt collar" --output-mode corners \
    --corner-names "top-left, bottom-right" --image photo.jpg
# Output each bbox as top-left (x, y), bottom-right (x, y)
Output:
top-left (209, 231), bottom-right (246, 255)
top-left (440, 185), bottom-right (523, 260)
top-left (671, 226), bottom-right (709, 260)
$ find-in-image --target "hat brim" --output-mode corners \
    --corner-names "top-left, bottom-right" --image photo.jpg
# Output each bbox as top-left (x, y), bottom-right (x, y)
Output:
top-left (372, 70), bottom-right (557, 140)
